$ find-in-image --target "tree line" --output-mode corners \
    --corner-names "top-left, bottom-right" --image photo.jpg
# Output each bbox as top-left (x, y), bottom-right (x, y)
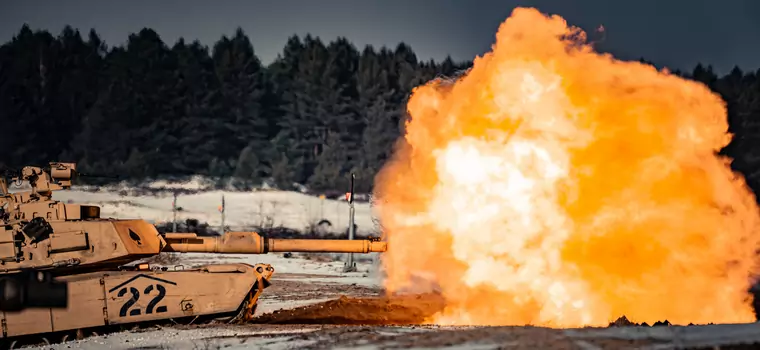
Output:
top-left (1, 25), bottom-right (759, 198)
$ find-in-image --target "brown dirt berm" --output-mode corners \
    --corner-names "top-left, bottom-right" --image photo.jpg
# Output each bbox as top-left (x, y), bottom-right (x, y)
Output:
top-left (252, 293), bottom-right (446, 325)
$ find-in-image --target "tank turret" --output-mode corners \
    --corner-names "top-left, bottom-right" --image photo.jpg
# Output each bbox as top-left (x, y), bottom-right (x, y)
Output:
top-left (0, 162), bottom-right (154, 274)
top-left (0, 162), bottom-right (387, 343)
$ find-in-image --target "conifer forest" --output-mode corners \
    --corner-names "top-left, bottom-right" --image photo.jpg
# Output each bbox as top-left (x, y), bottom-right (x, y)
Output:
top-left (2, 25), bottom-right (759, 197)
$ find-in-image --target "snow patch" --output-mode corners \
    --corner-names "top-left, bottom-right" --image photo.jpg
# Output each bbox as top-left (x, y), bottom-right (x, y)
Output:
top-left (52, 189), bottom-right (377, 235)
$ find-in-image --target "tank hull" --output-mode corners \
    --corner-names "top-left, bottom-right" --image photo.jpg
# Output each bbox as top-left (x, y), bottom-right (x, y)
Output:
top-left (0, 262), bottom-right (273, 338)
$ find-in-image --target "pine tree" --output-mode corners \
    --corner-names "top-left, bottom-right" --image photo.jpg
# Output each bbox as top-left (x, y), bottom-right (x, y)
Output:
top-left (232, 142), bottom-right (261, 189)
top-left (276, 35), bottom-right (331, 183)
top-left (350, 45), bottom-right (399, 192)
top-left (212, 28), bottom-right (268, 179)
top-left (171, 39), bottom-right (225, 176)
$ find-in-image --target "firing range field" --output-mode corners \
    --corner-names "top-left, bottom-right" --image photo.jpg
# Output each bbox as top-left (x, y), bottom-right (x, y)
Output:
top-left (7, 184), bottom-right (755, 349)
top-left (21, 252), bottom-right (760, 350)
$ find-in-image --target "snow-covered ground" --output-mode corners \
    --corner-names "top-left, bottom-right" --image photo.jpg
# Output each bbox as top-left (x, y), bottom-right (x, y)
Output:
top-left (33, 318), bottom-right (760, 349)
top-left (7, 174), bottom-right (381, 235)
top-left (39, 326), bottom-right (323, 350)
top-left (53, 189), bottom-right (376, 235)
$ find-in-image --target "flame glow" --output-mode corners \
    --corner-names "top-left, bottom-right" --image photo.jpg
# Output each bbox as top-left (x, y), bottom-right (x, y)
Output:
top-left (373, 7), bottom-right (760, 327)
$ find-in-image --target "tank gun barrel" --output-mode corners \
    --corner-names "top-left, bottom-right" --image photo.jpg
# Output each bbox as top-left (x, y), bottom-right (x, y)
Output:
top-left (162, 232), bottom-right (387, 254)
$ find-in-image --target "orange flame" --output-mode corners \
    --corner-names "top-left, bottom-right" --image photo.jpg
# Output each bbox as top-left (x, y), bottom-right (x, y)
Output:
top-left (373, 7), bottom-right (760, 327)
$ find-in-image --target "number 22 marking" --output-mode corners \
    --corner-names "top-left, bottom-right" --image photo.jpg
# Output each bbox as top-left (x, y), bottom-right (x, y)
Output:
top-left (118, 284), bottom-right (167, 317)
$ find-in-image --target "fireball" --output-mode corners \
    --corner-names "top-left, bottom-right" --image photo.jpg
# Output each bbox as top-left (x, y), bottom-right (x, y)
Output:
top-left (373, 7), bottom-right (760, 327)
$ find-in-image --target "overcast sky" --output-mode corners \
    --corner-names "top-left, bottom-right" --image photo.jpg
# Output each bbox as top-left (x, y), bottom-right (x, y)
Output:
top-left (1, 0), bottom-right (759, 74)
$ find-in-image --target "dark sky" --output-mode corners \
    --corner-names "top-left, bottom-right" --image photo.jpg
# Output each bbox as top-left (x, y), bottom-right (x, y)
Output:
top-left (1, 0), bottom-right (759, 75)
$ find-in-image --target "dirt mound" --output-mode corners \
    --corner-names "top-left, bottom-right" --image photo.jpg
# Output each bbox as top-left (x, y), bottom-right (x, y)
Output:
top-left (252, 293), bottom-right (445, 325)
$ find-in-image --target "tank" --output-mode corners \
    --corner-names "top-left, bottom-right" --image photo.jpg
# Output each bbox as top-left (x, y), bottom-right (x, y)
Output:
top-left (0, 162), bottom-right (386, 343)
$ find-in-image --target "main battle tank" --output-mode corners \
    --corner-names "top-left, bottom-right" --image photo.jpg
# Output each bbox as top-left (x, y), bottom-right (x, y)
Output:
top-left (0, 162), bottom-right (386, 343)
